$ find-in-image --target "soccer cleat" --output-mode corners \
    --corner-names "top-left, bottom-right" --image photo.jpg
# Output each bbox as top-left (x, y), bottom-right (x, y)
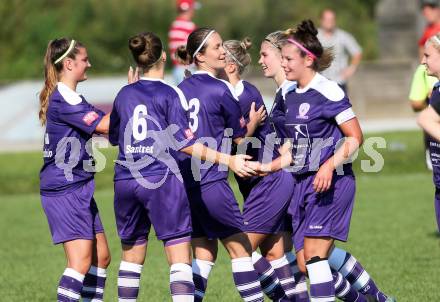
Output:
top-left (385, 297), bottom-right (397, 302)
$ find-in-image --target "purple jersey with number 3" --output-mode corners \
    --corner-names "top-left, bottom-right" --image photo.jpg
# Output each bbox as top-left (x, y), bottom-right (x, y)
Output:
top-left (109, 78), bottom-right (195, 181)
top-left (282, 73), bottom-right (356, 175)
top-left (178, 71), bottom-right (246, 188)
top-left (40, 82), bottom-right (105, 195)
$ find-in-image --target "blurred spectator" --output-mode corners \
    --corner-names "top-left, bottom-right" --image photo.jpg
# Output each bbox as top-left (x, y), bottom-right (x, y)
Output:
top-left (317, 8), bottom-right (362, 94)
top-left (418, 0), bottom-right (440, 60)
top-left (168, 0), bottom-right (199, 84)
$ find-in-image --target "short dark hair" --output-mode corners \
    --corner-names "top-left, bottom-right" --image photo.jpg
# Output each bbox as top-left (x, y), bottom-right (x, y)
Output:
top-left (421, 0), bottom-right (440, 8)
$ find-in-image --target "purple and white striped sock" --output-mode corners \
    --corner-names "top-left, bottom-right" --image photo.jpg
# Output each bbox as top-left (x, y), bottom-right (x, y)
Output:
top-left (57, 268), bottom-right (84, 302)
top-left (270, 255), bottom-right (297, 300)
top-left (329, 248), bottom-right (388, 302)
top-left (170, 263), bottom-right (195, 302)
top-left (285, 252), bottom-right (310, 302)
top-left (118, 261), bottom-right (143, 302)
top-left (333, 270), bottom-right (370, 302)
top-left (231, 257), bottom-right (264, 302)
top-left (81, 266), bottom-right (107, 302)
top-left (251, 252), bottom-right (286, 300)
top-left (306, 257), bottom-right (335, 302)
top-left (192, 259), bottom-right (214, 302)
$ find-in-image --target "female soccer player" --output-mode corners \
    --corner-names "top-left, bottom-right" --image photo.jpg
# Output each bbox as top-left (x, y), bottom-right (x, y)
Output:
top-left (176, 28), bottom-right (265, 302)
top-left (252, 20), bottom-right (396, 302)
top-left (39, 38), bottom-right (111, 302)
top-left (259, 31), bottom-right (310, 302)
top-left (223, 37), bottom-right (299, 301)
top-left (417, 33), bottom-right (440, 233)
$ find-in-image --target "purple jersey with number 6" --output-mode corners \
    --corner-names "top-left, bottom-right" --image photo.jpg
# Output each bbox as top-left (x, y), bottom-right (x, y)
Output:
top-left (178, 71), bottom-right (247, 188)
top-left (40, 82), bottom-right (105, 196)
top-left (281, 73), bottom-right (356, 175)
top-left (109, 78), bottom-right (195, 181)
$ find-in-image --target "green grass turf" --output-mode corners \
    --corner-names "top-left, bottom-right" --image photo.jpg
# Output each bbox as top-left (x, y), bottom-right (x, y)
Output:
top-left (0, 130), bottom-right (439, 301)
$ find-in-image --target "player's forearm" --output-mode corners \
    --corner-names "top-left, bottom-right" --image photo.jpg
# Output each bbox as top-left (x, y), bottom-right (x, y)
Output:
top-left (418, 107), bottom-right (440, 142)
top-left (245, 119), bottom-right (259, 137)
top-left (95, 113), bottom-right (110, 135)
top-left (181, 143), bottom-right (231, 166)
top-left (325, 135), bottom-right (362, 171)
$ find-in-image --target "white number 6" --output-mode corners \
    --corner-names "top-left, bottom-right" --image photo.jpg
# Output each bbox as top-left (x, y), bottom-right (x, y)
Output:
top-left (132, 104), bottom-right (148, 140)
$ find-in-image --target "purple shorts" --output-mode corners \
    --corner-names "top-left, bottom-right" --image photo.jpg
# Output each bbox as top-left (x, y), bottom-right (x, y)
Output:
top-left (187, 179), bottom-right (243, 239)
top-left (289, 173), bottom-right (355, 252)
top-left (114, 174), bottom-right (192, 245)
top-left (242, 170), bottom-right (294, 234)
top-left (41, 180), bottom-right (104, 245)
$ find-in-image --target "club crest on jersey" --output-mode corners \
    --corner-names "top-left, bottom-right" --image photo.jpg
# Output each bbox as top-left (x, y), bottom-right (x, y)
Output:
top-left (82, 111), bottom-right (99, 126)
top-left (184, 128), bottom-right (194, 140)
top-left (297, 103), bottom-right (310, 119)
top-left (239, 117), bottom-right (246, 128)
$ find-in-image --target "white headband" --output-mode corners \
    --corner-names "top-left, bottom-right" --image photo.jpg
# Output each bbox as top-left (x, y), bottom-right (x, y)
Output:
top-left (54, 40), bottom-right (76, 64)
top-left (433, 35), bottom-right (440, 46)
top-left (224, 45), bottom-right (244, 67)
top-left (193, 30), bottom-right (215, 58)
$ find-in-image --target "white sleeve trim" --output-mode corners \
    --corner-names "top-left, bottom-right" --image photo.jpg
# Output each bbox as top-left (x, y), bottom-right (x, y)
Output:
top-left (168, 84), bottom-right (190, 111)
top-left (335, 108), bottom-right (356, 125)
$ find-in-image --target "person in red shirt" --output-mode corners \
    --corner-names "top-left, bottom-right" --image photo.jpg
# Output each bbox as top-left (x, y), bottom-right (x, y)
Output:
top-left (419, 0), bottom-right (440, 60)
top-left (168, 0), bottom-right (199, 84)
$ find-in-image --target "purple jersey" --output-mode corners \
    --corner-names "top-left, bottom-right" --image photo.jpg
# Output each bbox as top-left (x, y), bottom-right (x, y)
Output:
top-left (235, 80), bottom-right (277, 162)
top-left (109, 78), bottom-right (195, 181)
top-left (270, 80), bottom-right (296, 140)
top-left (282, 73), bottom-right (355, 175)
top-left (428, 82), bottom-right (440, 187)
top-left (40, 82), bottom-right (105, 195)
top-left (178, 71), bottom-right (247, 188)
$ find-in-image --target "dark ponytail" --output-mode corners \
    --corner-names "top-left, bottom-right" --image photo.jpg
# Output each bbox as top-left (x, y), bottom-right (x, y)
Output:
top-left (284, 20), bottom-right (333, 72)
top-left (129, 32), bottom-right (163, 71)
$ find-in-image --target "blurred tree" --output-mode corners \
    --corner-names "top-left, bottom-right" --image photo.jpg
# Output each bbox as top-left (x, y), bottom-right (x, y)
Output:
top-left (0, 0), bottom-right (378, 81)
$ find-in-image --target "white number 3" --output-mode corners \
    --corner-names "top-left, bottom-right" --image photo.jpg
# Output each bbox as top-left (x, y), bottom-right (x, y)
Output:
top-left (188, 98), bottom-right (200, 132)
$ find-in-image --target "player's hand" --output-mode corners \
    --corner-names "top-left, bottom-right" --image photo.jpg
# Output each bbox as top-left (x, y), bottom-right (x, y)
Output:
top-left (249, 102), bottom-right (267, 126)
top-left (245, 161), bottom-right (269, 177)
top-left (313, 161), bottom-right (334, 193)
top-left (128, 66), bottom-right (139, 84)
top-left (340, 65), bottom-right (356, 82)
top-left (229, 154), bottom-right (256, 178)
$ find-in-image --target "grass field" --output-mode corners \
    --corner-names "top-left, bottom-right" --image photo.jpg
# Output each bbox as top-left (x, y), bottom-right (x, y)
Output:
top-left (1, 130), bottom-right (440, 301)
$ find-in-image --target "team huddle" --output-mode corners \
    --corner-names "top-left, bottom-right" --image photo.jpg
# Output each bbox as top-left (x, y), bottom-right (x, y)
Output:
top-left (39, 18), bottom-right (398, 302)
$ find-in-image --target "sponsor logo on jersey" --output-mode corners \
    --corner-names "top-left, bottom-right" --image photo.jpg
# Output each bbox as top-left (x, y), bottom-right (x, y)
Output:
top-left (297, 103), bottom-right (310, 119)
top-left (184, 128), bottom-right (194, 140)
top-left (82, 111), bottom-right (99, 126)
top-left (309, 225), bottom-right (323, 230)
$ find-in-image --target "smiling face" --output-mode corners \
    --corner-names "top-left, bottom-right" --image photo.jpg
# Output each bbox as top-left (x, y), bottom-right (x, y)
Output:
top-left (281, 43), bottom-right (309, 81)
top-left (196, 32), bottom-right (226, 71)
top-left (423, 41), bottom-right (440, 78)
top-left (258, 41), bottom-right (283, 78)
top-left (65, 47), bottom-right (91, 82)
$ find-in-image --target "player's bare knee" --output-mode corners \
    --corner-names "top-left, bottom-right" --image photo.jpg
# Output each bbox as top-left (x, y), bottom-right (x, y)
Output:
top-left (98, 250), bottom-right (111, 268)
